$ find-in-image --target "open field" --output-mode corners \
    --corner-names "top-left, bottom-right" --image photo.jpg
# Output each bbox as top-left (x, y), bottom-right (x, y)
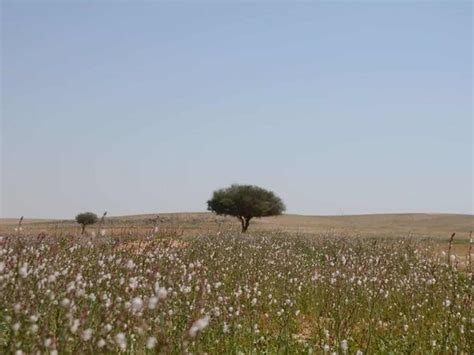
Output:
top-left (1, 212), bottom-right (473, 239)
top-left (0, 231), bottom-right (472, 354)
top-left (0, 213), bottom-right (472, 353)
top-left (2, 213), bottom-right (472, 259)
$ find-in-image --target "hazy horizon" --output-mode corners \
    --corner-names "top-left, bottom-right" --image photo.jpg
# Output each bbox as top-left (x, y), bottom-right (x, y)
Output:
top-left (2, 2), bottom-right (473, 219)
top-left (1, 210), bottom-right (474, 222)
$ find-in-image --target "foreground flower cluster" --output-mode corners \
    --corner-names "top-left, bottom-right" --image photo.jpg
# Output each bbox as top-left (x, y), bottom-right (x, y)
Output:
top-left (0, 232), bottom-right (471, 353)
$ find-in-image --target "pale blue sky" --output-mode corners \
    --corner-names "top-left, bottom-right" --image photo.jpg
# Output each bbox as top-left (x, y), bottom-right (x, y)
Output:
top-left (1, 1), bottom-right (472, 219)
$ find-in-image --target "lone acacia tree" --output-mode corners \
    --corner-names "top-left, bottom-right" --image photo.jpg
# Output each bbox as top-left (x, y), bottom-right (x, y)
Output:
top-left (207, 184), bottom-right (285, 232)
top-left (75, 212), bottom-right (98, 234)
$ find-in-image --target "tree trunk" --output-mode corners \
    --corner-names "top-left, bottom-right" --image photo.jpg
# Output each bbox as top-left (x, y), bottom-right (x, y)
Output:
top-left (81, 224), bottom-right (86, 234)
top-left (240, 216), bottom-right (251, 233)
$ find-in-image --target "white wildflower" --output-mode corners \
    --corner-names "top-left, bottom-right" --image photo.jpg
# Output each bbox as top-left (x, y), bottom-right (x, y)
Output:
top-left (131, 297), bottom-right (143, 312)
top-left (157, 287), bottom-right (168, 300)
top-left (115, 332), bottom-right (126, 350)
top-left (82, 328), bottom-right (93, 341)
top-left (146, 337), bottom-right (157, 349)
top-left (189, 315), bottom-right (210, 337)
top-left (223, 323), bottom-right (229, 333)
top-left (148, 296), bottom-right (159, 310)
top-left (129, 277), bottom-right (138, 290)
top-left (44, 338), bottom-right (52, 348)
top-left (341, 339), bottom-right (348, 352)
top-left (70, 319), bottom-right (80, 334)
top-left (61, 298), bottom-right (71, 307)
top-left (19, 263), bottom-right (28, 278)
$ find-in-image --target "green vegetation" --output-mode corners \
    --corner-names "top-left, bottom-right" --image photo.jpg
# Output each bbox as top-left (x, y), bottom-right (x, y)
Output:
top-left (75, 212), bottom-right (98, 234)
top-left (0, 232), bottom-right (471, 353)
top-left (207, 184), bottom-right (285, 232)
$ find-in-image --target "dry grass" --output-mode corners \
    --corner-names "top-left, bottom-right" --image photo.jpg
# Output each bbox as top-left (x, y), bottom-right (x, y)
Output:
top-left (1, 212), bottom-right (472, 239)
top-left (1, 212), bottom-right (472, 267)
top-left (1, 231), bottom-right (471, 353)
top-left (0, 213), bottom-right (472, 353)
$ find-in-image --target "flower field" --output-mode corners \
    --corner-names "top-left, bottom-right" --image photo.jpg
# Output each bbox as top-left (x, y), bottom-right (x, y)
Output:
top-left (0, 232), bottom-right (472, 354)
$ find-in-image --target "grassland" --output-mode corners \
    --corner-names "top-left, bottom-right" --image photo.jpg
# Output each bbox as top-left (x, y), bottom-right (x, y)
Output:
top-left (0, 213), bottom-right (472, 353)
top-left (2, 212), bottom-right (471, 259)
top-left (1, 212), bottom-right (473, 239)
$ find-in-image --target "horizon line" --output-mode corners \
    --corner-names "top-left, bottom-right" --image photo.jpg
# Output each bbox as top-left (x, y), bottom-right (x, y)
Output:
top-left (1, 211), bottom-right (473, 222)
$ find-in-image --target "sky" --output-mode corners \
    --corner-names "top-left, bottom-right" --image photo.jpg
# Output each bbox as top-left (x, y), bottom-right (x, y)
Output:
top-left (1, 1), bottom-right (473, 219)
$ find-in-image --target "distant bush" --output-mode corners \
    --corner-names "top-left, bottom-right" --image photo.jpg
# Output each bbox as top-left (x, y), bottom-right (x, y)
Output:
top-left (75, 212), bottom-right (98, 234)
top-left (207, 184), bottom-right (285, 232)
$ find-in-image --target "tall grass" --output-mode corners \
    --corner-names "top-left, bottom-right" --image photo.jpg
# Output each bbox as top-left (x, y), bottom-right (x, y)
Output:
top-left (0, 232), bottom-right (471, 353)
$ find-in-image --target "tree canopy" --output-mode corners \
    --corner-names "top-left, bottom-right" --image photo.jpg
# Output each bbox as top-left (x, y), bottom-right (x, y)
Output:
top-left (75, 212), bottom-right (98, 234)
top-left (207, 184), bottom-right (285, 232)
